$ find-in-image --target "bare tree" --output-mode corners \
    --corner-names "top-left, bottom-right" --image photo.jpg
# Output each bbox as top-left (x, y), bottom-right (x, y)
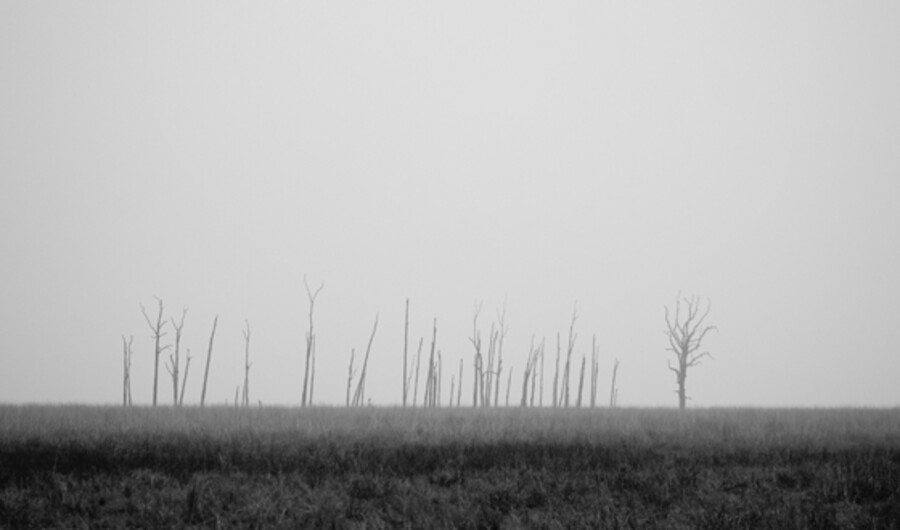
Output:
top-left (424, 318), bottom-right (438, 407)
top-left (179, 348), bottom-right (191, 406)
top-left (470, 302), bottom-right (484, 408)
top-left (610, 358), bottom-right (620, 408)
top-left (301, 277), bottom-right (324, 407)
top-left (493, 305), bottom-right (509, 408)
top-left (539, 337), bottom-right (545, 407)
top-left (505, 366), bottom-right (513, 407)
top-left (165, 308), bottom-right (187, 406)
top-left (346, 348), bottom-right (356, 407)
top-left (456, 358), bottom-right (463, 407)
top-left (402, 298), bottom-right (410, 407)
top-left (122, 335), bottom-right (134, 407)
top-left (552, 333), bottom-right (560, 407)
top-left (576, 355), bottom-right (586, 408)
top-left (351, 314), bottom-right (379, 407)
top-left (242, 320), bottom-right (252, 407)
top-left (563, 305), bottom-right (578, 408)
top-left (589, 335), bottom-right (599, 408)
top-left (664, 294), bottom-right (717, 409)
top-left (200, 315), bottom-right (218, 407)
top-left (140, 297), bottom-right (170, 407)
top-left (412, 337), bottom-right (423, 407)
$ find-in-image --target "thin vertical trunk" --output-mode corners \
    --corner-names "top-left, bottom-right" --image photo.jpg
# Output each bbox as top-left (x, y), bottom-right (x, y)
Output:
top-left (609, 358), bottom-right (620, 408)
top-left (179, 350), bottom-right (191, 406)
top-left (413, 337), bottom-right (423, 407)
top-left (576, 355), bottom-right (586, 408)
top-left (402, 298), bottom-right (410, 407)
top-left (200, 315), bottom-right (218, 407)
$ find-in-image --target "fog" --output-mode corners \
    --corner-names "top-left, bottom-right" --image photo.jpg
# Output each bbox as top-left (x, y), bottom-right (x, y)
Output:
top-left (2, 2), bottom-right (899, 407)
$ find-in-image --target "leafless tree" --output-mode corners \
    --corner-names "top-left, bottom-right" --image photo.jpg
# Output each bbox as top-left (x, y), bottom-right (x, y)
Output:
top-left (470, 302), bottom-right (484, 408)
top-left (122, 335), bottom-right (134, 407)
top-left (179, 348), bottom-right (191, 406)
top-left (351, 314), bottom-right (379, 407)
top-left (552, 333), bottom-right (560, 407)
top-left (563, 305), bottom-right (578, 408)
top-left (539, 337), bottom-right (545, 407)
top-left (505, 366), bottom-right (513, 407)
top-left (301, 277), bottom-right (324, 407)
top-left (493, 305), bottom-right (509, 407)
top-left (424, 318), bottom-right (438, 407)
top-left (664, 294), bottom-right (717, 409)
top-left (200, 315), bottom-right (218, 407)
top-left (241, 320), bottom-right (252, 407)
top-left (402, 298), bottom-right (410, 406)
top-left (346, 348), bottom-right (356, 407)
top-left (456, 358), bottom-right (463, 407)
top-left (610, 358), bottom-right (620, 408)
top-left (412, 337), bottom-right (423, 407)
top-left (576, 355), bottom-right (586, 408)
top-left (140, 297), bottom-right (170, 407)
top-left (589, 334), bottom-right (599, 408)
top-left (165, 308), bottom-right (187, 406)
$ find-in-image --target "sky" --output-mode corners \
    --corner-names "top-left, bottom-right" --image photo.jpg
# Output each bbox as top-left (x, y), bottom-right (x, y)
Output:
top-left (1, 2), bottom-right (899, 408)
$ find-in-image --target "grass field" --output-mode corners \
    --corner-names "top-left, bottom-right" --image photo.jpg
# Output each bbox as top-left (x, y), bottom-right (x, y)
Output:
top-left (1, 405), bottom-right (899, 528)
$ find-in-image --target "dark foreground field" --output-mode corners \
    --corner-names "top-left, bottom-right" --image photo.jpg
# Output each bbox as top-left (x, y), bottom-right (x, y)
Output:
top-left (1, 406), bottom-right (899, 528)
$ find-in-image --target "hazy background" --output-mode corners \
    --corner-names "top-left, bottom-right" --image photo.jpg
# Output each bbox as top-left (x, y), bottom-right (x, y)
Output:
top-left (2, 2), bottom-right (898, 407)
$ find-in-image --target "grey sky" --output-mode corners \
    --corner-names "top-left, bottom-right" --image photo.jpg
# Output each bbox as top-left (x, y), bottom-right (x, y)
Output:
top-left (2, 2), bottom-right (898, 407)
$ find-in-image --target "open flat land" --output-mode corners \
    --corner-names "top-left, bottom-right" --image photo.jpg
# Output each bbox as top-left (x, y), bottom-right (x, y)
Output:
top-left (1, 406), bottom-right (899, 528)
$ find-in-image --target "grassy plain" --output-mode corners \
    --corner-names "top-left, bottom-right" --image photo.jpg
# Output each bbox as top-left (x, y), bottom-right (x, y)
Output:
top-left (1, 405), bottom-right (898, 528)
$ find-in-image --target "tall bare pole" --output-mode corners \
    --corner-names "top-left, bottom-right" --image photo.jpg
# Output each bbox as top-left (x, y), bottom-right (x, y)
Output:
top-left (122, 335), bottom-right (133, 407)
top-left (576, 356), bottom-right (586, 408)
top-left (242, 320), bottom-right (251, 407)
top-left (610, 358), bottom-right (620, 408)
top-left (505, 366), bottom-right (513, 407)
top-left (539, 337), bottom-right (545, 407)
top-left (424, 318), bottom-right (438, 407)
top-left (563, 304), bottom-right (578, 408)
top-left (553, 333), bottom-right (560, 408)
top-left (140, 297), bottom-right (169, 407)
top-left (590, 334), bottom-right (599, 408)
top-left (165, 308), bottom-right (187, 406)
top-left (301, 277), bottom-right (324, 407)
top-left (179, 348), bottom-right (191, 406)
top-left (200, 315), bottom-right (218, 407)
top-left (664, 294), bottom-right (717, 409)
top-left (412, 337), bottom-right (423, 407)
top-left (456, 358), bottom-right (463, 408)
top-left (494, 305), bottom-right (508, 408)
top-left (402, 298), bottom-right (410, 407)
top-left (352, 314), bottom-right (379, 407)
top-left (346, 348), bottom-right (356, 407)
top-left (470, 302), bottom-right (483, 408)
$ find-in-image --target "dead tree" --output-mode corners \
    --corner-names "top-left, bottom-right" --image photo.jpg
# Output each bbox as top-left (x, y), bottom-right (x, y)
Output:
top-left (456, 358), bottom-right (463, 407)
top-left (610, 358), bottom-right (620, 408)
top-left (122, 335), bottom-right (134, 407)
top-left (539, 337), bottom-right (545, 406)
top-left (563, 305), bottom-right (578, 408)
top-left (590, 335), bottom-right (599, 408)
top-left (576, 356), bottom-right (586, 408)
top-left (140, 297), bottom-right (170, 407)
top-left (470, 303), bottom-right (484, 408)
top-left (346, 348), bottom-right (356, 407)
top-left (165, 308), bottom-right (187, 406)
top-left (412, 337), bottom-right (423, 407)
top-left (242, 320), bottom-right (251, 407)
top-left (200, 315), bottom-right (218, 407)
top-left (301, 277), bottom-right (324, 407)
top-left (664, 294), bottom-right (717, 409)
top-left (493, 306), bottom-right (509, 407)
top-left (552, 333), bottom-right (560, 407)
top-left (351, 314), bottom-right (379, 407)
top-left (424, 318), bottom-right (438, 407)
top-left (505, 366), bottom-right (513, 407)
top-left (402, 299), bottom-right (410, 407)
top-left (179, 348), bottom-right (191, 406)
